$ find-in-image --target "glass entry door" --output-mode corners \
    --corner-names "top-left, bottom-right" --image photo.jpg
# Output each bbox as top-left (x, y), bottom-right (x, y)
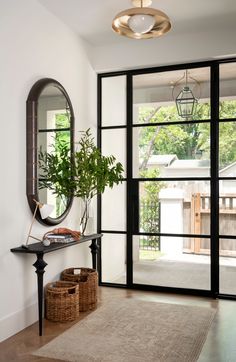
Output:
top-left (219, 62), bottom-right (236, 295)
top-left (132, 67), bottom-right (211, 291)
top-left (99, 60), bottom-right (236, 298)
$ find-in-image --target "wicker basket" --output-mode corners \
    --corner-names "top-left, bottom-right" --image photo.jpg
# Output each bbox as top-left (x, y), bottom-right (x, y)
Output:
top-left (45, 281), bottom-right (79, 322)
top-left (61, 268), bottom-right (98, 312)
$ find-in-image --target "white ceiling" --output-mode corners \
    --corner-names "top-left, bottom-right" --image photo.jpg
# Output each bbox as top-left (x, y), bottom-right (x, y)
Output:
top-left (38, 0), bottom-right (236, 47)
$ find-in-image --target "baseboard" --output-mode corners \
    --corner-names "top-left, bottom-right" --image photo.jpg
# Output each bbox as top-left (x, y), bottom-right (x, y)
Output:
top-left (0, 303), bottom-right (38, 342)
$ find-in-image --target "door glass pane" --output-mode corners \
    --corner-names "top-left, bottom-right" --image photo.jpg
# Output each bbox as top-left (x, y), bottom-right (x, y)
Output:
top-left (133, 124), bottom-right (210, 178)
top-left (219, 63), bottom-right (236, 119)
top-left (139, 181), bottom-right (210, 235)
top-left (219, 181), bottom-right (236, 236)
top-left (133, 235), bottom-right (210, 290)
top-left (219, 122), bottom-right (236, 171)
top-left (102, 76), bottom-right (126, 126)
top-left (133, 67), bottom-right (210, 124)
top-left (102, 128), bottom-right (126, 177)
top-left (102, 182), bottom-right (126, 231)
top-left (101, 233), bottom-right (126, 284)
top-left (220, 238), bottom-right (236, 295)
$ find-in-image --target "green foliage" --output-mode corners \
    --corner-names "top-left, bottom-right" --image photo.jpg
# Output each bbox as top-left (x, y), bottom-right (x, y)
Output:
top-left (138, 103), bottom-right (211, 166)
top-left (140, 169), bottom-right (165, 200)
top-left (39, 138), bottom-right (73, 198)
top-left (138, 101), bottom-right (236, 170)
top-left (218, 101), bottom-right (236, 168)
top-left (138, 102), bottom-right (210, 125)
top-left (139, 249), bottom-right (163, 260)
top-left (54, 113), bottom-right (70, 153)
top-left (39, 129), bottom-right (124, 203)
top-left (71, 129), bottom-right (124, 200)
top-left (55, 113), bottom-right (69, 128)
top-left (219, 121), bottom-right (236, 168)
top-left (139, 169), bottom-right (166, 250)
top-left (219, 100), bottom-right (236, 119)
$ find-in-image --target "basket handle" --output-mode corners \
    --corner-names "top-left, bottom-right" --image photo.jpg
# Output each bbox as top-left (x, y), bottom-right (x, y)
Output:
top-left (68, 287), bottom-right (77, 294)
top-left (46, 287), bottom-right (77, 296)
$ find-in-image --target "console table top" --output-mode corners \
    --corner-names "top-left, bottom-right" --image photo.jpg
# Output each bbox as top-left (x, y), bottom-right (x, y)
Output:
top-left (11, 233), bottom-right (102, 255)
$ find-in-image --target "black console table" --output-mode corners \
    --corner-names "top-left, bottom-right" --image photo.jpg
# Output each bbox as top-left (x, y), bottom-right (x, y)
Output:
top-left (11, 233), bottom-right (102, 336)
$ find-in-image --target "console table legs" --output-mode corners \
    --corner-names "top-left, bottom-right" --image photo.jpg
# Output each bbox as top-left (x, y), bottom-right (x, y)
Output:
top-left (33, 253), bottom-right (47, 336)
top-left (31, 238), bottom-right (99, 335)
top-left (89, 238), bottom-right (99, 269)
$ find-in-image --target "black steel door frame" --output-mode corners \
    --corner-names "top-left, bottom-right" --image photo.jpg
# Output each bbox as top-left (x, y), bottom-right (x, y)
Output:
top-left (98, 58), bottom-right (236, 300)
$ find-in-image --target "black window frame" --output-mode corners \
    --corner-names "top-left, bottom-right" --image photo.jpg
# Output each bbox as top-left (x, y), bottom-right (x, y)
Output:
top-left (98, 58), bottom-right (236, 300)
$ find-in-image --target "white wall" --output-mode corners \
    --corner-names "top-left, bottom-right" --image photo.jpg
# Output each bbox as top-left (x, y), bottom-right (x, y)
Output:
top-left (0, 0), bottom-right (96, 342)
top-left (91, 25), bottom-right (236, 72)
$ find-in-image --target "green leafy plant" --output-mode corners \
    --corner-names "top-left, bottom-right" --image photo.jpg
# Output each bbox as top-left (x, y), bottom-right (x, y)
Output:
top-left (139, 168), bottom-right (166, 251)
top-left (39, 129), bottom-right (124, 233)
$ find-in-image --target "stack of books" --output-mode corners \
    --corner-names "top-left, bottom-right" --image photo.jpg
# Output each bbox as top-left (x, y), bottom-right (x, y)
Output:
top-left (45, 233), bottom-right (76, 244)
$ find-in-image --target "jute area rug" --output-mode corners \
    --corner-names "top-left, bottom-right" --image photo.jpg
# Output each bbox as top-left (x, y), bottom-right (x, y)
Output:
top-left (33, 299), bottom-right (216, 362)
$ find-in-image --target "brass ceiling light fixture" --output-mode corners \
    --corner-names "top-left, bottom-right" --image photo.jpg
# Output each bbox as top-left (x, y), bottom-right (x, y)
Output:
top-left (112, 0), bottom-right (171, 39)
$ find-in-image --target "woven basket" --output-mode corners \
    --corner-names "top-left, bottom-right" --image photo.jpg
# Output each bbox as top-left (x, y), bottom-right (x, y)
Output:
top-left (45, 281), bottom-right (79, 322)
top-left (61, 268), bottom-right (98, 312)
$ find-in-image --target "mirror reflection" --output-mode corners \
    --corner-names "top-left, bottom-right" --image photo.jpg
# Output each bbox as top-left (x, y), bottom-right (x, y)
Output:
top-left (37, 85), bottom-right (71, 219)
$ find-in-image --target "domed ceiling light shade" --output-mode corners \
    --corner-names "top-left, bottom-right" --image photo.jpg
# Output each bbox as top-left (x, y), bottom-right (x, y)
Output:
top-left (128, 14), bottom-right (155, 34)
top-left (112, 0), bottom-right (171, 39)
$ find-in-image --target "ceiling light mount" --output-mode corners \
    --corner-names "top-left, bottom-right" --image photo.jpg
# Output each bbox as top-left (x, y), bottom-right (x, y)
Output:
top-left (132, 0), bottom-right (152, 6)
top-left (112, 0), bottom-right (171, 39)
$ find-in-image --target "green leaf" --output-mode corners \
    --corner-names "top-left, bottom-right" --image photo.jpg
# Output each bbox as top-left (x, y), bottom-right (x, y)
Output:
top-left (38, 128), bottom-right (124, 201)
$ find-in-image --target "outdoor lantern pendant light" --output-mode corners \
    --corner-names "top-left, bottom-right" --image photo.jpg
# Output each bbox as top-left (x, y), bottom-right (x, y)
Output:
top-left (175, 70), bottom-right (198, 119)
top-left (112, 0), bottom-right (171, 39)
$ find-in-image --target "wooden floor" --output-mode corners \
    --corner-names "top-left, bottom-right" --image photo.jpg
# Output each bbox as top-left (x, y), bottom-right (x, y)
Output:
top-left (1, 287), bottom-right (236, 361)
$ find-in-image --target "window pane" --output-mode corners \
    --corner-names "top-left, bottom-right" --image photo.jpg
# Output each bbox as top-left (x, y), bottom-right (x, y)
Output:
top-left (219, 63), bottom-right (236, 119)
top-left (219, 122), bottom-right (236, 171)
top-left (101, 233), bottom-right (126, 284)
top-left (102, 128), bottom-right (126, 177)
top-left (38, 130), bottom-right (70, 188)
top-left (38, 130), bottom-right (70, 154)
top-left (139, 181), bottom-right (210, 235)
top-left (219, 182), bottom-right (236, 236)
top-left (220, 238), bottom-right (236, 295)
top-left (38, 86), bottom-right (70, 130)
top-left (133, 67), bottom-right (210, 124)
top-left (133, 124), bottom-right (210, 178)
top-left (102, 182), bottom-right (126, 231)
top-left (102, 76), bottom-right (126, 127)
top-left (133, 235), bottom-right (210, 290)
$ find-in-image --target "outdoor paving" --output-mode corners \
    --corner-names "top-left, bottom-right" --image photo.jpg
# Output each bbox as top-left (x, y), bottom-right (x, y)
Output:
top-left (114, 253), bottom-right (236, 295)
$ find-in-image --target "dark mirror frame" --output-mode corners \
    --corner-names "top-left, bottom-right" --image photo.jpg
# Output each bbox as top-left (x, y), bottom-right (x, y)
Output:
top-left (26, 78), bottom-right (74, 225)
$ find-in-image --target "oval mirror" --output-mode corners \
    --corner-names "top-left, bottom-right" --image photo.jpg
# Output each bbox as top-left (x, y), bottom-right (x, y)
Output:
top-left (26, 78), bottom-right (74, 225)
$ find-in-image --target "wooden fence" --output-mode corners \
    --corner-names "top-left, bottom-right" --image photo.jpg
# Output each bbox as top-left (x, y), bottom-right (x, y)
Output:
top-left (184, 193), bottom-right (236, 256)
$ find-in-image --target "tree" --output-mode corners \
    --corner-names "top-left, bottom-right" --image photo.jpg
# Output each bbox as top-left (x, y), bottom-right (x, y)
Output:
top-left (138, 100), bottom-right (236, 170)
top-left (138, 103), bottom-right (211, 172)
